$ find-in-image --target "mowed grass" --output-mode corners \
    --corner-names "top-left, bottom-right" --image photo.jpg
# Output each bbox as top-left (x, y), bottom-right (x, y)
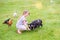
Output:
top-left (0, 0), bottom-right (60, 40)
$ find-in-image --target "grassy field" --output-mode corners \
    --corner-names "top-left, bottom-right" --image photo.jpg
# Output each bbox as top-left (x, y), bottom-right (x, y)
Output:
top-left (0, 0), bottom-right (60, 40)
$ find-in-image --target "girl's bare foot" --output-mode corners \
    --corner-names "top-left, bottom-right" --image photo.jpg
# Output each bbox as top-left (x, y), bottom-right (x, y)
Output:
top-left (17, 30), bottom-right (22, 34)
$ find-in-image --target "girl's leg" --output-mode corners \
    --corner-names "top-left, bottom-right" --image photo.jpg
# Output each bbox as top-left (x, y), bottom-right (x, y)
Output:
top-left (25, 25), bottom-right (30, 30)
top-left (27, 28), bottom-right (30, 31)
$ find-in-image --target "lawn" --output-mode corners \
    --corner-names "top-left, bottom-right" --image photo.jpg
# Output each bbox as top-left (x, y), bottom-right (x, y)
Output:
top-left (0, 0), bottom-right (60, 40)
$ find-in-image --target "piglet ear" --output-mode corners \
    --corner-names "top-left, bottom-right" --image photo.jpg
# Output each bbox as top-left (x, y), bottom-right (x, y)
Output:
top-left (31, 25), bottom-right (34, 27)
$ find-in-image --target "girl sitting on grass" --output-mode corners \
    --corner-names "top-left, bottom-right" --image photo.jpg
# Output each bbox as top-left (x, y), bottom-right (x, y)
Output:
top-left (16, 10), bottom-right (30, 34)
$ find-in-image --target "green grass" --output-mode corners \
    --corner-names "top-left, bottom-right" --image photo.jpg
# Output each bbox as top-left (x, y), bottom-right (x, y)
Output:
top-left (0, 0), bottom-right (60, 40)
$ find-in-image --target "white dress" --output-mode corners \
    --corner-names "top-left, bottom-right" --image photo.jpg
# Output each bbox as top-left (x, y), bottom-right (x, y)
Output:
top-left (16, 16), bottom-right (27, 30)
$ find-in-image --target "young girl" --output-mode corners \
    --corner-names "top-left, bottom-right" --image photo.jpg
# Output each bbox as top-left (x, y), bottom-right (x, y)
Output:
top-left (16, 10), bottom-right (30, 34)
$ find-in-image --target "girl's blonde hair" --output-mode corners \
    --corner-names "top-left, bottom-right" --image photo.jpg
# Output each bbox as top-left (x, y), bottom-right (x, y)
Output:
top-left (23, 10), bottom-right (30, 15)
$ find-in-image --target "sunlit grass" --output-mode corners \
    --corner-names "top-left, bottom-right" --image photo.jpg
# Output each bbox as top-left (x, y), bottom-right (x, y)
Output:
top-left (0, 0), bottom-right (60, 40)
